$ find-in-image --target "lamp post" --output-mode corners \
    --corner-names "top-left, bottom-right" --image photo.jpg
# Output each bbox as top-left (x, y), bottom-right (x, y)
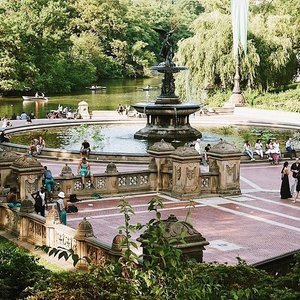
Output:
top-left (229, 0), bottom-right (249, 107)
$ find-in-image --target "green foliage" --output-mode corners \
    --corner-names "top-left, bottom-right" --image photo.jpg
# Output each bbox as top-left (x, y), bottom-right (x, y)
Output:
top-left (0, 237), bottom-right (50, 300)
top-left (176, 0), bottom-right (299, 98)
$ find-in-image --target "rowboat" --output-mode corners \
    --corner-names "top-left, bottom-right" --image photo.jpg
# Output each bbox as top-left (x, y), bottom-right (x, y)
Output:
top-left (87, 86), bottom-right (107, 90)
top-left (22, 96), bottom-right (49, 101)
top-left (136, 86), bottom-right (159, 91)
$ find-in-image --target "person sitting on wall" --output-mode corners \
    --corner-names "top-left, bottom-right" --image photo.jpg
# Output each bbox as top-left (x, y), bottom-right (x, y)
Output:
top-left (80, 140), bottom-right (91, 158)
top-left (6, 187), bottom-right (21, 208)
top-left (78, 157), bottom-right (91, 189)
top-left (286, 137), bottom-right (297, 159)
top-left (0, 131), bottom-right (10, 143)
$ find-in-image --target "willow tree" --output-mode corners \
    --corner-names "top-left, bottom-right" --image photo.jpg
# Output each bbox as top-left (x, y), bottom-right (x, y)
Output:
top-left (175, 0), bottom-right (298, 100)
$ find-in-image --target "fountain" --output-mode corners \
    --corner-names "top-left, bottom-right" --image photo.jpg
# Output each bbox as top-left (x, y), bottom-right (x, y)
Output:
top-left (133, 30), bottom-right (201, 141)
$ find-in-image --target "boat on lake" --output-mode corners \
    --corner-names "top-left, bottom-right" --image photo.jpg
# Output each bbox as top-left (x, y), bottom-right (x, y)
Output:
top-left (22, 95), bottom-right (49, 101)
top-left (136, 86), bottom-right (159, 91)
top-left (87, 85), bottom-right (107, 90)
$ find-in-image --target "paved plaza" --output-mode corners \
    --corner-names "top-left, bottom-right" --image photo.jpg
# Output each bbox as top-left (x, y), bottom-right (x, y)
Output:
top-left (61, 162), bottom-right (299, 265)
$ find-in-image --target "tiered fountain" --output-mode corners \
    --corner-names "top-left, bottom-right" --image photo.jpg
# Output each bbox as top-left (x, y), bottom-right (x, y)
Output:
top-left (133, 31), bottom-right (201, 141)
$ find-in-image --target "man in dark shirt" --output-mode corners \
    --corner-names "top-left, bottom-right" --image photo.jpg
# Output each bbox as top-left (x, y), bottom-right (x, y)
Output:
top-left (80, 140), bottom-right (91, 158)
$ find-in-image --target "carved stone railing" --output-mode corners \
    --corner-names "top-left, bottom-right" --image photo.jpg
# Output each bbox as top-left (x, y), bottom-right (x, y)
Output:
top-left (54, 170), bottom-right (152, 197)
top-left (0, 204), bottom-right (115, 269)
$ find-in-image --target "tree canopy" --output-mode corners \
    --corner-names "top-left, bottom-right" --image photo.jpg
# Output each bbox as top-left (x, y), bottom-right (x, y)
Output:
top-left (175, 0), bottom-right (299, 99)
top-left (0, 0), bottom-right (298, 94)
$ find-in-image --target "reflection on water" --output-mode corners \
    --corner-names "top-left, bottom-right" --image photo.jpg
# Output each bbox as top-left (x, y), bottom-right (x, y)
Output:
top-left (0, 78), bottom-right (164, 119)
top-left (10, 124), bottom-right (296, 154)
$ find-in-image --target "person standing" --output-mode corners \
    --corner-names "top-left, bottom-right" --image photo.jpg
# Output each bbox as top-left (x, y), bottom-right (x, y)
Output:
top-left (280, 162), bottom-right (292, 199)
top-left (290, 157), bottom-right (300, 195)
top-left (31, 186), bottom-right (47, 217)
top-left (43, 166), bottom-right (54, 201)
top-left (57, 191), bottom-right (67, 225)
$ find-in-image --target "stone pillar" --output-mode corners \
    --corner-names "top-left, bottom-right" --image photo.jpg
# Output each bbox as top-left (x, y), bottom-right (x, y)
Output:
top-left (10, 156), bottom-right (44, 199)
top-left (77, 101), bottom-right (90, 119)
top-left (0, 151), bottom-right (19, 188)
top-left (170, 146), bottom-right (201, 199)
top-left (109, 230), bottom-right (127, 260)
top-left (105, 162), bottom-right (119, 194)
top-left (147, 140), bottom-right (175, 192)
top-left (19, 199), bottom-right (35, 241)
top-left (138, 214), bottom-right (209, 263)
top-left (45, 208), bottom-right (61, 247)
top-left (207, 140), bottom-right (241, 195)
top-left (74, 217), bottom-right (95, 270)
top-left (59, 164), bottom-right (75, 196)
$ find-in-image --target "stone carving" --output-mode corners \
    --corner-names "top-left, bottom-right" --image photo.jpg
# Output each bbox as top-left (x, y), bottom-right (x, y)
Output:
top-left (56, 232), bottom-right (76, 250)
top-left (20, 198), bottom-right (35, 213)
top-left (176, 166), bottom-right (181, 181)
top-left (0, 151), bottom-right (19, 162)
top-left (110, 230), bottom-right (126, 254)
top-left (12, 155), bottom-right (42, 168)
top-left (60, 164), bottom-right (74, 178)
top-left (105, 162), bottom-right (118, 174)
top-left (210, 140), bottom-right (240, 154)
top-left (25, 175), bottom-right (39, 195)
top-left (172, 146), bottom-right (199, 157)
top-left (95, 177), bottom-right (106, 189)
top-left (201, 177), bottom-right (209, 189)
top-left (148, 139), bottom-right (175, 153)
top-left (75, 217), bottom-right (95, 240)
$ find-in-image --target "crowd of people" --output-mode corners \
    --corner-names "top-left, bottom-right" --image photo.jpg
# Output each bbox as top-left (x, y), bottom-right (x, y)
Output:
top-left (242, 137), bottom-right (297, 164)
top-left (47, 105), bottom-right (79, 119)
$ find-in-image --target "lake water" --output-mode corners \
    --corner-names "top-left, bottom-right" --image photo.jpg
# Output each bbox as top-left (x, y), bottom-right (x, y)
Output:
top-left (0, 78), bottom-right (167, 119)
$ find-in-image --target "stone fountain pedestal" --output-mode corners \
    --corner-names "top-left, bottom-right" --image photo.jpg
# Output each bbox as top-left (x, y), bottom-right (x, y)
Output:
top-left (133, 65), bottom-right (201, 141)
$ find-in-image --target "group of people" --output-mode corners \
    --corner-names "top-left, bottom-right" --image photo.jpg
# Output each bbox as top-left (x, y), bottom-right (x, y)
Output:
top-left (117, 104), bottom-right (131, 116)
top-left (280, 157), bottom-right (300, 203)
top-left (243, 137), bottom-right (297, 163)
top-left (191, 139), bottom-right (211, 165)
top-left (28, 136), bottom-right (46, 156)
top-left (47, 105), bottom-right (78, 120)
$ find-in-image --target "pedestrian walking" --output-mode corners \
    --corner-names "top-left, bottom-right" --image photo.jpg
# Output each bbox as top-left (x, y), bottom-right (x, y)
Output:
top-left (57, 191), bottom-right (67, 225)
top-left (290, 157), bottom-right (300, 195)
top-left (280, 162), bottom-right (292, 199)
top-left (32, 186), bottom-right (47, 217)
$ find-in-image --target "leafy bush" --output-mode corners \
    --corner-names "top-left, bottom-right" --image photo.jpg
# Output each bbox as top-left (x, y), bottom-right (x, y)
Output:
top-left (0, 237), bottom-right (50, 300)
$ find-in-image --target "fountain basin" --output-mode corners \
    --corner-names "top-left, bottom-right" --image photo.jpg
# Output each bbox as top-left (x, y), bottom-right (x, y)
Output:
top-left (133, 102), bottom-right (200, 115)
top-left (151, 65), bottom-right (188, 73)
top-left (132, 102), bottom-right (201, 141)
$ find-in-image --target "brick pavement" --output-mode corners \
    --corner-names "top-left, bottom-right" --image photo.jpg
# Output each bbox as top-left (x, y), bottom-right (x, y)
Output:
top-left (61, 162), bottom-right (300, 265)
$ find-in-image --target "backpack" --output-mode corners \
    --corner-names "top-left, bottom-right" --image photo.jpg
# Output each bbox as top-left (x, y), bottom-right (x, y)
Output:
top-left (45, 170), bottom-right (53, 179)
top-left (69, 194), bottom-right (78, 203)
top-left (67, 205), bottom-right (78, 213)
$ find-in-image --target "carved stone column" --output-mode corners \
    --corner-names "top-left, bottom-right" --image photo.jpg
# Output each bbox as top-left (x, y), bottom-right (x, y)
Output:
top-left (105, 162), bottom-right (119, 194)
top-left (170, 146), bottom-right (201, 199)
top-left (10, 156), bottom-right (44, 199)
top-left (138, 214), bottom-right (209, 263)
top-left (59, 163), bottom-right (75, 196)
top-left (74, 217), bottom-right (95, 270)
top-left (147, 140), bottom-right (175, 192)
top-left (207, 141), bottom-right (241, 195)
top-left (0, 151), bottom-right (19, 188)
